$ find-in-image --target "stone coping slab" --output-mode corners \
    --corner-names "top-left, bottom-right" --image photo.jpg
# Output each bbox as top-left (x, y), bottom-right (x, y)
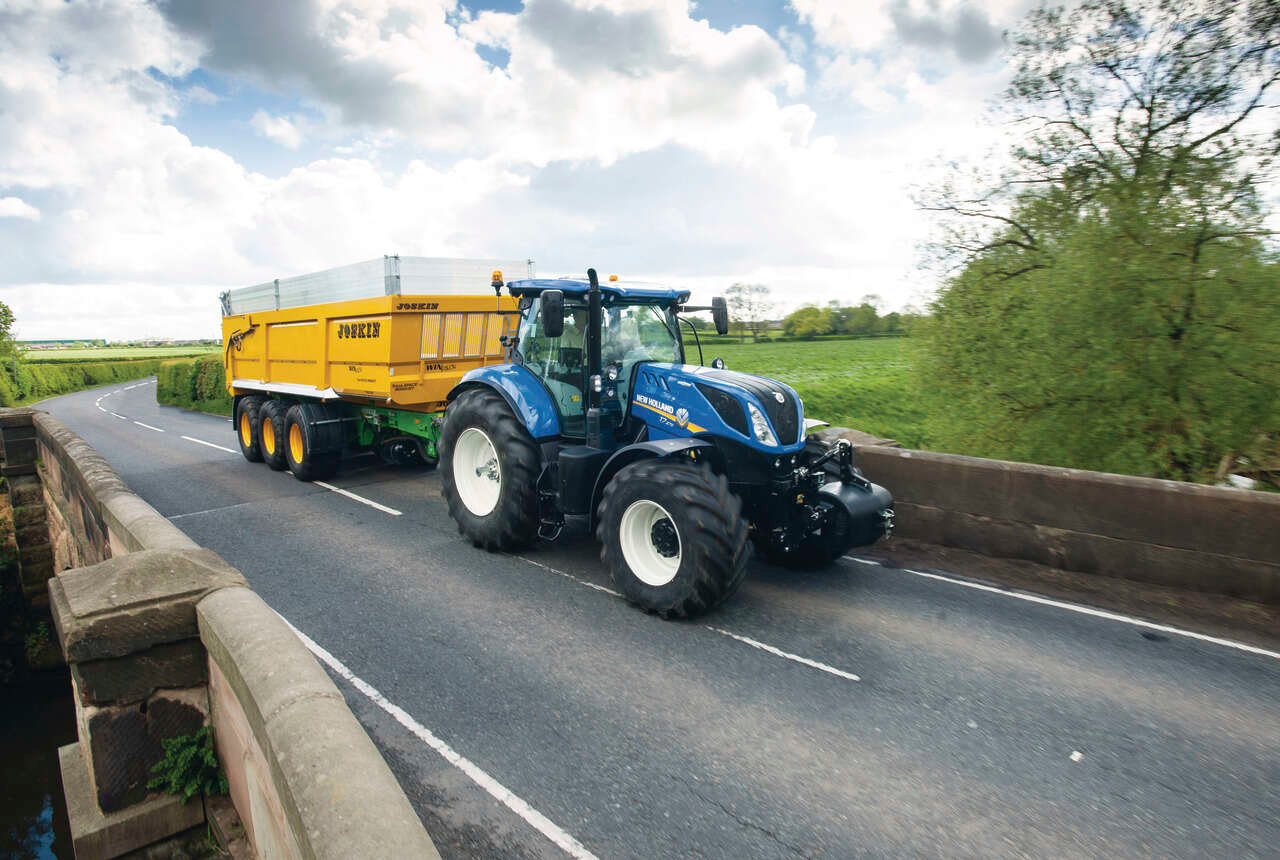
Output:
top-left (51, 548), bottom-right (247, 663)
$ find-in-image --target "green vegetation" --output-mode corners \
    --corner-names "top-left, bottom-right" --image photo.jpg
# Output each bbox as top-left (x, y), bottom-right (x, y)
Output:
top-left (148, 725), bottom-right (228, 804)
top-left (918, 0), bottom-right (1280, 486)
top-left (0, 357), bottom-right (170, 407)
top-left (703, 337), bottom-right (926, 448)
top-left (781, 300), bottom-right (920, 339)
top-left (22, 345), bottom-right (219, 363)
top-left (156, 356), bottom-right (233, 415)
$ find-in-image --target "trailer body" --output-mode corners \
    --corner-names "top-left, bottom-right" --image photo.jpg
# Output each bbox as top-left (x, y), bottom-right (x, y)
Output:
top-left (223, 293), bottom-right (518, 412)
top-left (222, 257), bottom-right (524, 472)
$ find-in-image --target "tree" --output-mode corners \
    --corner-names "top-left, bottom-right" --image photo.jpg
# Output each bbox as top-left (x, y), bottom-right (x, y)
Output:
top-left (782, 306), bottom-right (833, 338)
top-left (919, 0), bottom-right (1280, 483)
top-left (725, 283), bottom-right (775, 342)
top-left (0, 302), bottom-right (15, 357)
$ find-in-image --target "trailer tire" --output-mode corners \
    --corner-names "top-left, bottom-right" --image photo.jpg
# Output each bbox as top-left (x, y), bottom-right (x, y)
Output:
top-left (259, 400), bottom-right (290, 471)
top-left (283, 403), bottom-right (341, 481)
top-left (440, 388), bottom-right (539, 550)
top-left (235, 395), bottom-right (266, 463)
top-left (597, 458), bottom-right (750, 618)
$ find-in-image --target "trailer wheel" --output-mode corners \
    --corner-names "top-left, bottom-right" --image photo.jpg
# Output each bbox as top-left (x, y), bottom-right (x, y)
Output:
top-left (440, 388), bottom-right (539, 550)
top-left (258, 400), bottom-right (289, 471)
top-left (283, 404), bottom-right (341, 481)
top-left (235, 395), bottom-right (266, 462)
top-left (597, 458), bottom-right (750, 618)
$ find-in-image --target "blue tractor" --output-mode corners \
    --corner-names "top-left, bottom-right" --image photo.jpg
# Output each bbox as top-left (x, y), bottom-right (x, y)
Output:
top-left (440, 269), bottom-right (894, 617)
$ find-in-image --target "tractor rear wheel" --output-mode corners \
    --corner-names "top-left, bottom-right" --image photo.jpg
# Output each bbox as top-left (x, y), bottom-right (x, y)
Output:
top-left (235, 395), bottom-right (266, 462)
top-left (597, 458), bottom-right (750, 618)
top-left (440, 388), bottom-right (539, 550)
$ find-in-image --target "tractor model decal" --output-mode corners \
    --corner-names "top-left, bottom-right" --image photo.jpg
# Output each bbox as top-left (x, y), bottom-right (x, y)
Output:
top-left (633, 395), bottom-right (706, 433)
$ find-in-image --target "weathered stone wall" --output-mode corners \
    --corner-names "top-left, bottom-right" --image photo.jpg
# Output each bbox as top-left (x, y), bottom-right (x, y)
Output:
top-left (14, 406), bottom-right (439, 860)
top-left (849, 441), bottom-right (1280, 605)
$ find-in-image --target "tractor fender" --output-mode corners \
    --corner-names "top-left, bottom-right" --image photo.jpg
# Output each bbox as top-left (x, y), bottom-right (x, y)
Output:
top-left (589, 438), bottom-right (721, 528)
top-left (448, 365), bottom-right (562, 440)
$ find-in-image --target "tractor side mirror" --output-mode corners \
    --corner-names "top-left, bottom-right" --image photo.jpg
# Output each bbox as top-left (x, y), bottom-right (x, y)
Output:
top-left (541, 290), bottom-right (565, 338)
top-left (711, 356), bottom-right (726, 370)
top-left (711, 296), bottom-right (729, 335)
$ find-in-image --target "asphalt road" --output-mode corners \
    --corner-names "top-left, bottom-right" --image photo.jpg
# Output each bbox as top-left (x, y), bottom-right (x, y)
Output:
top-left (41, 380), bottom-right (1280, 859)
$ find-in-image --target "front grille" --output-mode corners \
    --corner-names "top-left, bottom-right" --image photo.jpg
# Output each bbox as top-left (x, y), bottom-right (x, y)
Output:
top-left (699, 370), bottom-right (800, 444)
top-left (696, 383), bottom-right (749, 437)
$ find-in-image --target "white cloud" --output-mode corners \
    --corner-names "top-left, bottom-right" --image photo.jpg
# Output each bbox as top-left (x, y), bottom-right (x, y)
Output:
top-left (0, 0), bottom-right (1043, 339)
top-left (0, 197), bottom-right (40, 221)
top-left (251, 111), bottom-right (304, 149)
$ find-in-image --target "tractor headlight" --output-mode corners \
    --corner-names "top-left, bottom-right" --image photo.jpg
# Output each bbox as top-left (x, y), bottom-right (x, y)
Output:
top-left (747, 402), bottom-right (778, 446)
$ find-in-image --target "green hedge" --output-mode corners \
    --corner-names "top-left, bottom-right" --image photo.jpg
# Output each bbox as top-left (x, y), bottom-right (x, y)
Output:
top-left (0, 358), bottom-right (168, 407)
top-left (155, 356), bottom-right (234, 415)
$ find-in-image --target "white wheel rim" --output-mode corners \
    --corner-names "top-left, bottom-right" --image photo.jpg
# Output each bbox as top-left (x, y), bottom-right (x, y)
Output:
top-left (619, 499), bottom-right (682, 586)
top-left (453, 428), bottom-right (501, 516)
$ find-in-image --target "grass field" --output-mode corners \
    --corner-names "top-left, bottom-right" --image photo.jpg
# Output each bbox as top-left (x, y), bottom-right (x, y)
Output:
top-left (22, 345), bottom-right (219, 362)
top-left (690, 337), bottom-right (926, 448)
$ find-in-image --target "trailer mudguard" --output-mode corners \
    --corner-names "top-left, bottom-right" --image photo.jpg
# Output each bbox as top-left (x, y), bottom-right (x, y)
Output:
top-left (449, 364), bottom-right (562, 440)
top-left (588, 438), bottom-right (721, 529)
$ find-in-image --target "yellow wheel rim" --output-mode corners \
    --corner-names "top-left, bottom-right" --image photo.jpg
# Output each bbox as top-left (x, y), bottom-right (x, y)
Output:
top-left (263, 421), bottom-right (275, 456)
top-left (239, 412), bottom-right (252, 447)
top-left (289, 423), bottom-right (304, 463)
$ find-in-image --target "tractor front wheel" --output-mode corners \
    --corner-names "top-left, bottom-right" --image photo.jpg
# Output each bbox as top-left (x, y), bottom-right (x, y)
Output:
top-left (597, 458), bottom-right (750, 618)
top-left (440, 388), bottom-right (540, 550)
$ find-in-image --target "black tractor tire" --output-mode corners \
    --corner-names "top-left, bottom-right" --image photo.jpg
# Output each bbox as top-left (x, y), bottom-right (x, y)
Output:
top-left (235, 395), bottom-right (266, 463)
top-left (597, 458), bottom-right (750, 618)
top-left (258, 399), bottom-right (290, 471)
top-left (440, 388), bottom-right (540, 550)
top-left (283, 403), bottom-right (341, 481)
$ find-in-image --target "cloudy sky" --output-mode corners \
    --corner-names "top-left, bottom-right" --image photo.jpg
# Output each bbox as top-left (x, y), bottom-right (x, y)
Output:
top-left (0, 0), bottom-right (1036, 340)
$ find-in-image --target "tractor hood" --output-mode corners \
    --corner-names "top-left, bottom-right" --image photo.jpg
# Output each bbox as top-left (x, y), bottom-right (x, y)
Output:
top-left (630, 363), bottom-right (805, 452)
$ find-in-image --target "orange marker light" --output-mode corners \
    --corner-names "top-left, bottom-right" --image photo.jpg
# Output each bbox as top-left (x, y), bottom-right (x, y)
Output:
top-left (609, 274), bottom-right (619, 282)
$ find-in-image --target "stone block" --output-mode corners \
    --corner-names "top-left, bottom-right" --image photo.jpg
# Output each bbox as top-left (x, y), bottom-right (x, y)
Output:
top-left (50, 548), bottom-right (247, 663)
top-left (21, 556), bottom-right (54, 587)
top-left (8, 475), bottom-right (44, 506)
top-left (16, 521), bottom-right (51, 547)
top-left (12, 502), bottom-right (47, 528)
top-left (76, 686), bottom-right (209, 812)
top-left (73, 639), bottom-right (209, 706)
top-left (3, 438), bottom-right (38, 465)
top-left (20, 543), bottom-right (53, 571)
top-left (59, 742), bottom-right (205, 860)
top-left (0, 407), bottom-right (36, 428)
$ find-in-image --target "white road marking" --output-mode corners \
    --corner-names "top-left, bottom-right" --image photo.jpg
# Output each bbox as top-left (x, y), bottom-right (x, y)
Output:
top-left (517, 557), bottom-right (862, 680)
top-left (133, 421), bottom-right (164, 432)
top-left (314, 481), bottom-right (402, 516)
top-left (181, 435), bottom-right (237, 454)
top-left (1070, 750), bottom-right (1084, 762)
top-left (706, 626), bottom-right (861, 682)
top-left (281, 617), bottom-right (598, 860)
top-left (519, 557), bottom-right (622, 596)
top-left (108, 411), bottom-right (128, 420)
top-left (844, 557), bottom-right (1280, 662)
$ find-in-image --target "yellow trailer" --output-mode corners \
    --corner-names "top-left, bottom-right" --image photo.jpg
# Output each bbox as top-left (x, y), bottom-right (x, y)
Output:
top-left (221, 256), bottom-right (525, 480)
top-left (223, 293), bottom-right (518, 412)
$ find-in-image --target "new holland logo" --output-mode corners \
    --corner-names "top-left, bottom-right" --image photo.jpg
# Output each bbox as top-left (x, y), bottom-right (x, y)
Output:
top-left (772, 391), bottom-right (785, 403)
top-left (675, 407), bottom-right (690, 428)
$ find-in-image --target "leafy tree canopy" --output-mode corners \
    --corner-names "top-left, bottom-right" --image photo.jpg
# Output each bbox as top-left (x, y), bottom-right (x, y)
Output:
top-left (919, 0), bottom-right (1280, 484)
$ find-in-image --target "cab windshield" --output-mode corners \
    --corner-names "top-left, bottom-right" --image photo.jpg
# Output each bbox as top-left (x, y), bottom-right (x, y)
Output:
top-left (517, 298), bottom-right (683, 436)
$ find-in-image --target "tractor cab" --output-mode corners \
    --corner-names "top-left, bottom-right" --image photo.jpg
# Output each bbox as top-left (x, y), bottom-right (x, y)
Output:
top-left (505, 276), bottom-right (722, 447)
